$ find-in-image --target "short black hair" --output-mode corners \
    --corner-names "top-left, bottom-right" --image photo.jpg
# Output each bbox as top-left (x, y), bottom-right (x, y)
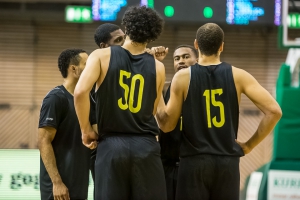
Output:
top-left (122, 6), bottom-right (164, 44)
top-left (196, 23), bottom-right (224, 56)
top-left (58, 49), bottom-right (86, 78)
top-left (174, 44), bottom-right (198, 58)
top-left (94, 23), bottom-right (120, 47)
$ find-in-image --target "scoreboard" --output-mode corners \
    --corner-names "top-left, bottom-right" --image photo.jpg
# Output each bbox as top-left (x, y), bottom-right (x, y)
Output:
top-left (92, 0), bottom-right (281, 26)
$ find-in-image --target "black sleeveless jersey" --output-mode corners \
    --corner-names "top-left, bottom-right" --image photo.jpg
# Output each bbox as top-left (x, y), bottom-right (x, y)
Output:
top-left (181, 63), bottom-right (244, 157)
top-left (159, 85), bottom-right (181, 162)
top-left (95, 45), bottom-right (159, 136)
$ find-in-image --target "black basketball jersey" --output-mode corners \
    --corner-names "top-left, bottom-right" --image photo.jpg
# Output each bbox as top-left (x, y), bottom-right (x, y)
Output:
top-left (95, 45), bottom-right (159, 136)
top-left (159, 85), bottom-right (181, 162)
top-left (181, 63), bottom-right (244, 157)
top-left (38, 85), bottom-right (93, 200)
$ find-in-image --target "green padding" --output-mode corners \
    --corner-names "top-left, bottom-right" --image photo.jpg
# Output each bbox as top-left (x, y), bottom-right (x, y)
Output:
top-left (270, 160), bottom-right (300, 170)
top-left (276, 64), bottom-right (291, 88)
top-left (241, 63), bottom-right (300, 200)
top-left (274, 88), bottom-right (300, 160)
top-left (240, 163), bottom-right (270, 200)
top-left (241, 161), bottom-right (300, 200)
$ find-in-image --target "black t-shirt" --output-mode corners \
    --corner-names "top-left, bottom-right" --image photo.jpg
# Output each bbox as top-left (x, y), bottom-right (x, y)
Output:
top-left (181, 63), bottom-right (244, 157)
top-left (38, 85), bottom-right (96, 200)
top-left (95, 45), bottom-right (159, 136)
top-left (159, 85), bottom-right (181, 163)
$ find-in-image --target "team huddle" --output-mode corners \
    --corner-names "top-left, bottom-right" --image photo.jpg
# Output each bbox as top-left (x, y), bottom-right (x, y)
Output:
top-left (37, 5), bottom-right (282, 200)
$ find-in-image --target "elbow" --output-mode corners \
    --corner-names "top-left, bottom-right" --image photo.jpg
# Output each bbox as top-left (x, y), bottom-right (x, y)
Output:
top-left (159, 122), bottom-right (176, 133)
top-left (74, 86), bottom-right (88, 101)
top-left (268, 105), bottom-right (283, 122)
top-left (159, 125), bottom-right (169, 133)
top-left (162, 124), bottom-right (175, 133)
top-left (274, 107), bottom-right (283, 121)
top-left (37, 137), bottom-right (50, 151)
top-left (156, 113), bottom-right (176, 133)
top-left (74, 88), bottom-right (83, 101)
top-left (37, 134), bottom-right (44, 150)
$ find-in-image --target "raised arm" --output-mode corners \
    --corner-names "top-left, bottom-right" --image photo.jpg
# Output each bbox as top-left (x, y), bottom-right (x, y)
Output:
top-left (156, 68), bottom-right (190, 132)
top-left (74, 49), bottom-right (104, 148)
top-left (233, 67), bottom-right (282, 154)
top-left (153, 59), bottom-right (166, 115)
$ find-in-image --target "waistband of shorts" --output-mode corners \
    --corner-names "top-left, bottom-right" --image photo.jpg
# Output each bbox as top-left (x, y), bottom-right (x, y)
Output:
top-left (98, 132), bottom-right (155, 141)
top-left (180, 153), bottom-right (240, 160)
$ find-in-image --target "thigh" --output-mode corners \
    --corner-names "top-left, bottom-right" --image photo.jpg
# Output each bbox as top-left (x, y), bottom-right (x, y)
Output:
top-left (176, 156), bottom-right (215, 200)
top-left (130, 136), bottom-right (167, 200)
top-left (211, 157), bottom-right (240, 200)
top-left (95, 137), bottom-right (131, 200)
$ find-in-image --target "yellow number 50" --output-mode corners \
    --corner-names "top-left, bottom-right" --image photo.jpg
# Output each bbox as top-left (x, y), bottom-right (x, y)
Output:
top-left (118, 70), bottom-right (144, 113)
top-left (203, 89), bottom-right (225, 128)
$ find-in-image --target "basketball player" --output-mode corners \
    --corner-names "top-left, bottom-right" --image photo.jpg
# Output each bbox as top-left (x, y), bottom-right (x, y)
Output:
top-left (74, 6), bottom-right (167, 200)
top-left (156, 23), bottom-right (282, 200)
top-left (159, 44), bottom-right (198, 200)
top-left (38, 49), bottom-right (96, 200)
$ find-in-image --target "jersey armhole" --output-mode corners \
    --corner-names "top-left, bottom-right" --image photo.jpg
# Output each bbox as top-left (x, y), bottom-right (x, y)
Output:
top-left (184, 68), bottom-right (191, 101)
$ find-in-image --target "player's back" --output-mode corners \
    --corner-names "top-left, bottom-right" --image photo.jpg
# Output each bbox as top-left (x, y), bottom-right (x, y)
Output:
top-left (95, 45), bottom-right (159, 136)
top-left (181, 62), bottom-right (244, 157)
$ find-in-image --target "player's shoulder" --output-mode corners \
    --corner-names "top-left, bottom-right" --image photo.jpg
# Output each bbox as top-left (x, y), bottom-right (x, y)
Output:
top-left (91, 47), bottom-right (111, 58)
top-left (45, 86), bottom-right (63, 96)
top-left (172, 68), bottom-right (190, 87)
top-left (44, 86), bottom-right (68, 101)
top-left (41, 86), bottom-right (70, 111)
top-left (232, 65), bottom-right (258, 89)
top-left (176, 67), bottom-right (190, 77)
top-left (232, 65), bottom-right (252, 78)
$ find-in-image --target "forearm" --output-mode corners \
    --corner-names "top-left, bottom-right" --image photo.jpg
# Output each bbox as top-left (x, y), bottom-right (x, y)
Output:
top-left (246, 112), bottom-right (281, 150)
top-left (156, 95), bottom-right (176, 132)
top-left (156, 112), bottom-right (170, 133)
top-left (74, 91), bottom-right (94, 143)
top-left (39, 141), bottom-right (62, 184)
top-left (156, 94), bottom-right (167, 131)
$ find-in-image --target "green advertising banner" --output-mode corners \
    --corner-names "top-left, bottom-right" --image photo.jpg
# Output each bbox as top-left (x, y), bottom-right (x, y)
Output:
top-left (0, 149), bottom-right (94, 200)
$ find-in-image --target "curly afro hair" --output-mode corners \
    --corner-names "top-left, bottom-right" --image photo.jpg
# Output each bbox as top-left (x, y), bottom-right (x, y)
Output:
top-left (196, 23), bottom-right (224, 56)
top-left (122, 6), bottom-right (164, 44)
top-left (58, 48), bottom-right (86, 78)
top-left (94, 23), bottom-right (120, 47)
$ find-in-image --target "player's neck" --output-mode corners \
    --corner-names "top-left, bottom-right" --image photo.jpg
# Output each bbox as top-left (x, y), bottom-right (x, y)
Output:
top-left (122, 37), bottom-right (147, 55)
top-left (198, 54), bottom-right (221, 66)
top-left (63, 78), bottom-right (77, 96)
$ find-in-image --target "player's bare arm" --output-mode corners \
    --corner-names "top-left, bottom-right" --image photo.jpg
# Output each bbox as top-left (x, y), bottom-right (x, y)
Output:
top-left (38, 127), bottom-right (70, 200)
top-left (74, 49), bottom-right (106, 148)
top-left (92, 124), bottom-right (98, 134)
top-left (233, 66), bottom-right (282, 154)
top-left (153, 59), bottom-right (166, 115)
top-left (156, 67), bottom-right (190, 132)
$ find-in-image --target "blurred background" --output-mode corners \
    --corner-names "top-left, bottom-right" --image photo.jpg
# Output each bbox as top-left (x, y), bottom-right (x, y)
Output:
top-left (0, 0), bottom-right (300, 199)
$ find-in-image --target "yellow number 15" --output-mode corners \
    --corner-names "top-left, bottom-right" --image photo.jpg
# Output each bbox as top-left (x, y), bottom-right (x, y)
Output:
top-left (203, 89), bottom-right (225, 128)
